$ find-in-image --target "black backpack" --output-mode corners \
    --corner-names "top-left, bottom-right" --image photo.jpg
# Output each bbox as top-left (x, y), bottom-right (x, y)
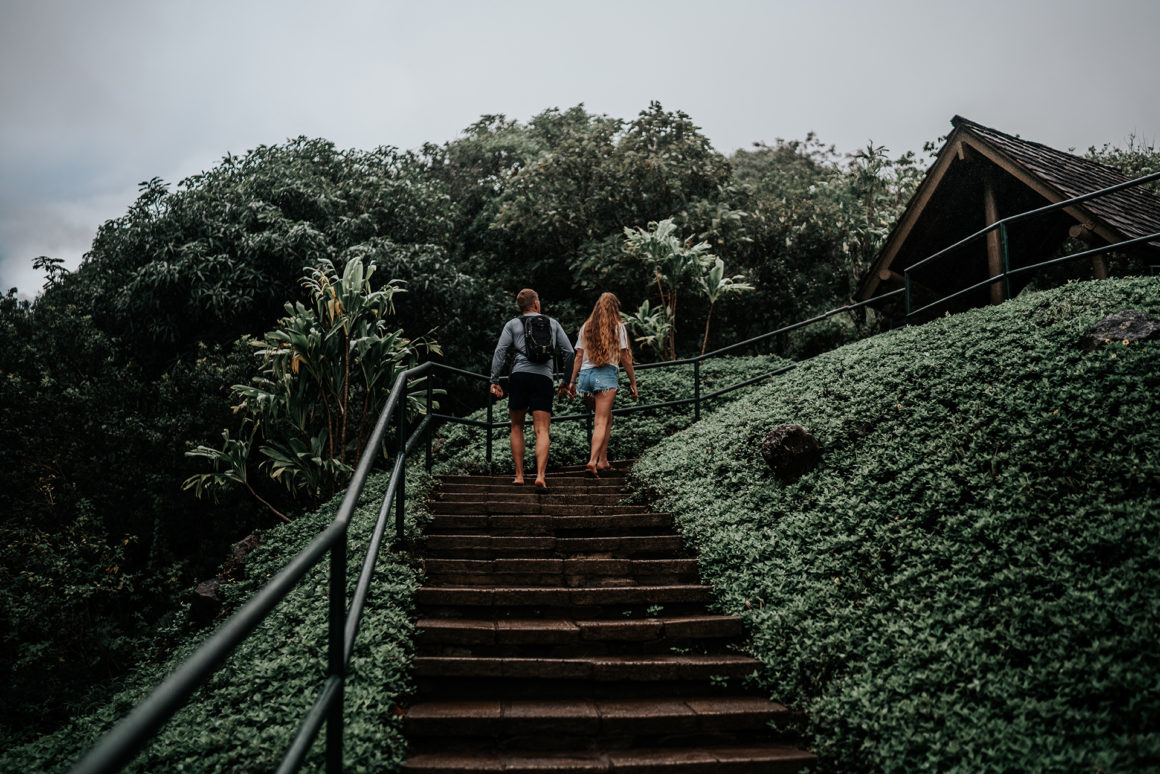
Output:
top-left (520, 314), bottom-right (556, 364)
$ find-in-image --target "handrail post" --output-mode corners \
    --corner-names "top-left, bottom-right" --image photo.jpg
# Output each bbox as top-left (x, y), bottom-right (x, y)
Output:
top-left (485, 396), bottom-right (493, 475)
top-left (395, 390), bottom-right (407, 544)
top-left (325, 536), bottom-right (346, 773)
top-left (694, 359), bottom-right (701, 422)
top-left (425, 379), bottom-right (433, 472)
top-left (1000, 223), bottom-right (1012, 300)
top-left (904, 270), bottom-right (912, 319)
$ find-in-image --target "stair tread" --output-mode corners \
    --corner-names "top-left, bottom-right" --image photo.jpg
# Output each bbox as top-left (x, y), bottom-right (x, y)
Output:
top-left (403, 744), bottom-right (814, 772)
top-left (407, 695), bottom-right (791, 719)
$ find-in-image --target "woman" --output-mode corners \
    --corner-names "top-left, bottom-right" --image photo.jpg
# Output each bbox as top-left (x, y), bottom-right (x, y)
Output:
top-left (567, 292), bottom-right (639, 477)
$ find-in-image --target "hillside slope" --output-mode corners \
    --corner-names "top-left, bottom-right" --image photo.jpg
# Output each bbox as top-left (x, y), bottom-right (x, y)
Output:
top-left (632, 278), bottom-right (1160, 772)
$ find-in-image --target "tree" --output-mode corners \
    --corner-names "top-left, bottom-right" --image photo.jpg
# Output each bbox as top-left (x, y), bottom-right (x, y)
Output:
top-left (621, 219), bottom-right (751, 360)
top-left (76, 138), bottom-right (454, 370)
top-left (185, 258), bottom-right (439, 514)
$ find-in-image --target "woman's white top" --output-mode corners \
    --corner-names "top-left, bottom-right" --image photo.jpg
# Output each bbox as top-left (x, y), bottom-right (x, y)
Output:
top-left (575, 322), bottom-right (630, 370)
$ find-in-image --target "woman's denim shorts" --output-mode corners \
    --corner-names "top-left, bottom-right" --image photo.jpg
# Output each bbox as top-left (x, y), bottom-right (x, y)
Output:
top-left (576, 365), bottom-right (619, 395)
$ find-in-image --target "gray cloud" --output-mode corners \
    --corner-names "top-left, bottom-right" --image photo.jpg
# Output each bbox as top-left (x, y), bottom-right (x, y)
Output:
top-left (3, 0), bottom-right (1158, 297)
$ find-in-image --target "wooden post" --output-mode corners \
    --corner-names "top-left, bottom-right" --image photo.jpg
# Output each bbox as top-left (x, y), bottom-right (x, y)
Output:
top-left (1068, 223), bottom-right (1109, 279)
top-left (983, 168), bottom-right (1005, 305)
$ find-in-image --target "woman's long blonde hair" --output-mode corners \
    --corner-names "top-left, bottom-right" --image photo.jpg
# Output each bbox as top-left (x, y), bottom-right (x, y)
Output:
top-left (582, 292), bottom-right (628, 367)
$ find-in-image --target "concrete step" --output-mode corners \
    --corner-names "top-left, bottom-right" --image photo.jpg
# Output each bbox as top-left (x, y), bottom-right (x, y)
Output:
top-left (413, 653), bottom-right (759, 682)
top-left (405, 696), bottom-right (798, 745)
top-left (416, 616), bottom-right (745, 649)
top-left (425, 513), bottom-right (674, 536)
top-left (429, 501), bottom-right (651, 516)
top-left (433, 491), bottom-right (629, 506)
top-left (416, 584), bottom-right (712, 610)
top-left (402, 743), bottom-right (814, 773)
top-left (438, 473), bottom-right (628, 488)
top-left (417, 534), bottom-right (686, 559)
top-left (422, 558), bottom-right (701, 587)
top-left (438, 483), bottom-right (633, 497)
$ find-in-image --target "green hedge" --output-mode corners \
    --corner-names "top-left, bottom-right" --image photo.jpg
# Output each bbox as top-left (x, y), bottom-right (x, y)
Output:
top-left (633, 277), bottom-right (1160, 772)
top-left (1, 469), bottom-right (429, 773)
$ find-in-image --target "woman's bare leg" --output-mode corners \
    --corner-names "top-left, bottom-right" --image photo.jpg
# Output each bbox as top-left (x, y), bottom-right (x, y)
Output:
top-left (587, 389), bottom-right (616, 475)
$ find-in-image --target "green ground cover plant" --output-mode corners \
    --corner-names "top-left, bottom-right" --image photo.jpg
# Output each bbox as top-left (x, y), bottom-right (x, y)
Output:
top-left (1, 469), bottom-right (428, 773)
top-left (632, 278), bottom-right (1160, 772)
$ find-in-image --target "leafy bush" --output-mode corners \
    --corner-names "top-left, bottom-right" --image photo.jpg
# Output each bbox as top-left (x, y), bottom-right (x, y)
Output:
top-left (1, 468), bottom-right (428, 773)
top-left (632, 278), bottom-right (1160, 772)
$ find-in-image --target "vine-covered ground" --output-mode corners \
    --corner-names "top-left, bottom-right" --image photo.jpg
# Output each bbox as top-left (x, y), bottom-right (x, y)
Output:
top-left (633, 278), bottom-right (1160, 772)
top-left (1, 474), bottom-right (427, 773)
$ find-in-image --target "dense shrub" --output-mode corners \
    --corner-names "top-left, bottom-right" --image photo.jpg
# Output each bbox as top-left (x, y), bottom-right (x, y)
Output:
top-left (0, 468), bottom-right (428, 773)
top-left (633, 278), bottom-right (1160, 772)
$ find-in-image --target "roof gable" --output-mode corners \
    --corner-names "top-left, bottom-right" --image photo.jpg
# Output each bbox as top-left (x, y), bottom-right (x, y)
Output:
top-left (857, 116), bottom-right (1160, 304)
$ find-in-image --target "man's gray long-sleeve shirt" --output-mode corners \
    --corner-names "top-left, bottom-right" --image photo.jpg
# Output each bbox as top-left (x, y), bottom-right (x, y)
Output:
top-left (489, 313), bottom-right (575, 384)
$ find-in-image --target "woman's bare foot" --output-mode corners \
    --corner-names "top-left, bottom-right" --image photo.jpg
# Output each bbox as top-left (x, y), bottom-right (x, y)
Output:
top-left (512, 477), bottom-right (525, 485)
top-left (585, 462), bottom-right (600, 478)
top-left (534, 478), bottom-right (548, 491)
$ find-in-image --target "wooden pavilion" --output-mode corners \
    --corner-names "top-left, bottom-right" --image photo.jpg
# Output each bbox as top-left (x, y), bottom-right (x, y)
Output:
top-left (856, 115), bottom-right (1160, 318)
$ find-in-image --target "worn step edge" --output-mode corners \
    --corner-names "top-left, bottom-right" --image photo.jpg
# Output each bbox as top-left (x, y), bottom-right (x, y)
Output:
top-left (415, 585), bottom-right (712, 607)
top-left (404, 696), bottom-right (794, 736)
top-left (418, 535), bottom-right (686, 558)
top-left (402, 744), bottom-right (814, 773)
top-left (416, 615), bottom-right (743, 645)
top-left (413, 654), bottom-right (758, 680)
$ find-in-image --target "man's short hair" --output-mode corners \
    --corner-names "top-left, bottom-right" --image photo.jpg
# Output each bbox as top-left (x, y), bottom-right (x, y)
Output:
top-left (516, 289), bottom-right (539, 313)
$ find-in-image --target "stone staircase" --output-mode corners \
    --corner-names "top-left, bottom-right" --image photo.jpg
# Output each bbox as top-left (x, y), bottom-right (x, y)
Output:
top-left (402, 462), bottom-right (815, 773)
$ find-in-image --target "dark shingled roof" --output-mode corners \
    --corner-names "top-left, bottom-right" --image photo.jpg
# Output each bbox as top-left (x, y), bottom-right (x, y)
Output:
top-left (952, 116), bottom-right (1160, 242)
top-left (856, 116), bottom-right (1160, 309)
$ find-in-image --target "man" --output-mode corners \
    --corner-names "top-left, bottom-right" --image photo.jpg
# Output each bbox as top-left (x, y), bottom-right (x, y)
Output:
top-left (489, 288), bottom-right (575, 489)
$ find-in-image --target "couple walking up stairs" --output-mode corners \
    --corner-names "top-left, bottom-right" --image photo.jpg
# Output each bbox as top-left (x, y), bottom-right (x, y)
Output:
top-left (402, 461), bottom-right (815, 772)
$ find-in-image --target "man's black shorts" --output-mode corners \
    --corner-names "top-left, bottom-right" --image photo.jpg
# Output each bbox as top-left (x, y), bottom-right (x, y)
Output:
top-left (508, 371), bottom-right (554, 414)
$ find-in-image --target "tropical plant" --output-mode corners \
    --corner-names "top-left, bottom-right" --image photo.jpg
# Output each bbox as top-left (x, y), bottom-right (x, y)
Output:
top-left (620, 298), bottom-right (672, 359)
top-left (696, 256), bottom-right (754, 354)
top-left (623, 218), bottom-right (717, 360)
top-left (184, 258), bottom-right (440, 515)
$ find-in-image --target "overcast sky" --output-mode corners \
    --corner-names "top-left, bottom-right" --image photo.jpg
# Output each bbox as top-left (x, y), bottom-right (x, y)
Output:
top-left (2, 0), bottom-right (1158, 298)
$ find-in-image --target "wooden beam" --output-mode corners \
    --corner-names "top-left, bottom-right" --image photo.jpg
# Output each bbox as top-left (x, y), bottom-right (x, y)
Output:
top-left (856, 127), bottom-right (970, 300)
top-left (983, 167), bottom-right (1005, 304)
top-left (878, 268), bottom-right (905, 283)
top-left (1067, 224), bottom-right (1109, 279)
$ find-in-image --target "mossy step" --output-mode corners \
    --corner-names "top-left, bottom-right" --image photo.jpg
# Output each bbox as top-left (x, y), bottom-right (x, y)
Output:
top-left (418, 534), bottom-right (686, 559)
top-left (425, 513), bottom-right (674, 535)
top-left (402, 743), bottom-right (814, 773)
top-left (429, 502), bottom-right (650, 516)
top-left (433, 491), bottom-right (628, 505)
top-left (423, 558), bottom-right (699, 583)
top-left (404, 695), bottom-right (796, 740)
top-left (415, 585), bottom-right (712, 608)
top-left (416, 616), bottom-right (744, 647)
top-left (413, 653), bottom-right (759, 681)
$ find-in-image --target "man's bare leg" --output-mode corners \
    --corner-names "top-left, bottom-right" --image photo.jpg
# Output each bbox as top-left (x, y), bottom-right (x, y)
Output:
top-left (509, 408), bottom-right (527, 484)
top-left (532, 410), bottom-right (551, 489)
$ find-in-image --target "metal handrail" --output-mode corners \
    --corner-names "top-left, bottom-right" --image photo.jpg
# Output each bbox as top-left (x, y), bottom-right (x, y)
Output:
top-left (903, 169), bottom-right (1160, 275)
top-left (71, 167), bottom-right (1159, 773)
